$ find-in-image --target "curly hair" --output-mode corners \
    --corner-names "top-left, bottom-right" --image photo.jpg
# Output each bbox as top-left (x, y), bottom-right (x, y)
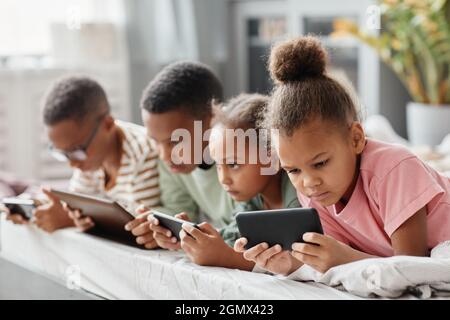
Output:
top-left (213, 93), bottom-right (269, 131)
top-left (266, 36), bottom-right (359, 136)
top-left (140, 61), bottom-right (223, 119)
top-left (42, 75), bottom-right (109, 125)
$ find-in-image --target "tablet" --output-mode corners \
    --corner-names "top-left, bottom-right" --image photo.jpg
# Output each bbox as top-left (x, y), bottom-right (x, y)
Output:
top-left (50, 189), bottom-right (137, 245)
top-left (235, 208), bottom-right (323, 250)
top-left (151, 210), bottom-right (198, 241)
top-left (2, 197), bottom-right (36, 220)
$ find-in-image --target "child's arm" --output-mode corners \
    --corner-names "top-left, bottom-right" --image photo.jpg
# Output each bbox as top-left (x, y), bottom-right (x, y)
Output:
top-left (390, 206), bottom-right (428, 256)
top-left (291, 233), bottom-right (374, 273)
top-left (180, 223), bottom-right (255, 270)
top-left (292, 208), bottom-right (429, 274)
top-left (234, 238), bottom-right (303, 275)
top-left (240, 206), bottom-right (429, 275)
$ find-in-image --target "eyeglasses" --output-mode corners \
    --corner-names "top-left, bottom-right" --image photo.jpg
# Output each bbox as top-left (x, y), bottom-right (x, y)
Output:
top-left (49, 113), bottom-right (108, 162)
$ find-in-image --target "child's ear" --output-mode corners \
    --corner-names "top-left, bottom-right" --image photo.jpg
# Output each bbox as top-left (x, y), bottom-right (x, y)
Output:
top-left (104, 115), bottom-right (115, 131)
top-left (350, 122), bottom-right (365, 154)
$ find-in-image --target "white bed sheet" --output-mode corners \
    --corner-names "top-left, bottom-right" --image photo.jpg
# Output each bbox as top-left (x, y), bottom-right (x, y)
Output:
top-left (0, 217), bottom-right (362, 300)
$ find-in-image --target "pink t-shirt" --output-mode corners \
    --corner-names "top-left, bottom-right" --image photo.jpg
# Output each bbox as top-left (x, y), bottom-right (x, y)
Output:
top-left (297, 139), bottom-right (450, 257)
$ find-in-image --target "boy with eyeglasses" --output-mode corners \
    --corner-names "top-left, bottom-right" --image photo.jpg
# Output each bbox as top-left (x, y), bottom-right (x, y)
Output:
top-left (6, 76), bottom-right (161, 248)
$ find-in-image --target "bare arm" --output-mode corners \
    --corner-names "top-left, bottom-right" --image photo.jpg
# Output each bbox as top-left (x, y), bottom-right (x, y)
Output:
top-left (390, 206), bottom-right (429, 256)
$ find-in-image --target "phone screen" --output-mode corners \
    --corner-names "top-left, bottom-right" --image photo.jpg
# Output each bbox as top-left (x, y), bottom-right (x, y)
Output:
top-left (2, 198), bottom-right (36, 219)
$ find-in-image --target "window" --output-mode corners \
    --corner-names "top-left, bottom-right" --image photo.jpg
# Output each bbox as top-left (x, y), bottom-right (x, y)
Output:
top-left (0, 0), bottom-right (125, 58)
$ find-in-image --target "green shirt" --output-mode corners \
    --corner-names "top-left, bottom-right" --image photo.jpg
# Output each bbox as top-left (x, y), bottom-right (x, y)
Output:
top-left (219, 171), bottom-right (301, 247)
top-left (154, 160), bottom-right (235, 227)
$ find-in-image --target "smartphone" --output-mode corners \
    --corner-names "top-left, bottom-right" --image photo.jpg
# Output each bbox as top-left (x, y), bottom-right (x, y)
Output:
top-left (236, 208), bottom-right (323, 250)
top-left (2, 197), bottom-right (37, 220)
top-left (151, 210), bottom-right (198, 241)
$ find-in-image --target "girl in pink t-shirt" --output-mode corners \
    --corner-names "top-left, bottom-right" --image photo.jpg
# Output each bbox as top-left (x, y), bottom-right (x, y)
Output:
top-left (234, 36), bottom-right (450, 275)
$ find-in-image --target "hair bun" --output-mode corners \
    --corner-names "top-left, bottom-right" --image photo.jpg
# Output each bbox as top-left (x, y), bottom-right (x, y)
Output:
top-left (269, 36), bottom-right (327, 83)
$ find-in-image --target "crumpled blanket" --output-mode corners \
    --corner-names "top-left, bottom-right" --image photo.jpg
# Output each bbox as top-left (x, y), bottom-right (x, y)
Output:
top-left (284, 241), bottom-right (450, 299)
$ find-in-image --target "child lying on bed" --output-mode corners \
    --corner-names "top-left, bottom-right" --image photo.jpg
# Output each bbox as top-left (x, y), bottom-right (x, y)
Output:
top-left (140, 61), bottom-right (236, 250)
top-left (6, 76), bottom-right (161, 243)
top-left (235, 36), bottom-right (450, 275)
top-left (175, 94), bottom-right (300, 269)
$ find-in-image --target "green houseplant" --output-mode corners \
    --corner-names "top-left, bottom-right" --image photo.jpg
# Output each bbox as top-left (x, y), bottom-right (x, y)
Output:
top-left (333, 0), bottom-right (450, 145)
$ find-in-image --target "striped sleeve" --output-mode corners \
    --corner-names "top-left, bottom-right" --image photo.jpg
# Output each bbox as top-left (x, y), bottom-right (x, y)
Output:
top-left (69, 169), bottom-right (101, 196)
top-left (132, 151), bottom-right (160, 208)
top-left (124, 125), bottom-right (161, 208)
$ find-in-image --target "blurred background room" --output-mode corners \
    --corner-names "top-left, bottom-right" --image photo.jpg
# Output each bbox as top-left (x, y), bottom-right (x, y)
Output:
top-left (0, 0), bottom-right (448, 183)
top-left (1, 0), bottom-right (450, 301)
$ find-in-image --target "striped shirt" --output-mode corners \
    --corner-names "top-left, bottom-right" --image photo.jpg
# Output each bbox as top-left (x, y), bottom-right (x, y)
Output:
top-left (69, 120), bottom-right (160, 215)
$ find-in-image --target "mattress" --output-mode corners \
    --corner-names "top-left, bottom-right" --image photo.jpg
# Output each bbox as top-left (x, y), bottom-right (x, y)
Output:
top-left (0, 216), bottom-right (362, 300)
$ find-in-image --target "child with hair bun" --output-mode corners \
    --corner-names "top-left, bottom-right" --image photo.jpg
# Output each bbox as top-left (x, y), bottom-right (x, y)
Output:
top-left (235, 36), bottom-right (450, 275)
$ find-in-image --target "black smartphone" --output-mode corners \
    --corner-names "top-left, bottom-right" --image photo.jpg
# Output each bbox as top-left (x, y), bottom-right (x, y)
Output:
top-left (151, 210), bottom-right (198, 241)
top-left (2, 197), bottom-right (37, 220)
top-left (236, 208), bottom-right (323, 250)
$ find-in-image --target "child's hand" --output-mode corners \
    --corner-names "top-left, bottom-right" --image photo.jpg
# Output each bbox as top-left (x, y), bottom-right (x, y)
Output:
top-left (33, 189), bottom-right (75, 233)
top-left (67, 208), bottom-right (95, 232)
top-left (6, 212), bottom-right (29, 225)
top-left (148, 212), bottom-right (190, 251)
top-left (180, 222), bottom-right (232, 266)
top-left (124, 207), bottom-right (157, 249)
top-left (234, 238), bottom-right (303, 276)
top-left (291, 232), bottom-right (365, 273)
top-left (1, 204), bottom-right (29, 225)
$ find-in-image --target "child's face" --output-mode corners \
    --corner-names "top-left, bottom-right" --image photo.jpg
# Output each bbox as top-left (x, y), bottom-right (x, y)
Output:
top-left (209, 126), bottom-right (273, 202)
top-left (47, 114), bottom-right (112, 172)
top-left (276, 118), bottom-right (365, 206)
top-left (142, 108), bottom-right (210, 174)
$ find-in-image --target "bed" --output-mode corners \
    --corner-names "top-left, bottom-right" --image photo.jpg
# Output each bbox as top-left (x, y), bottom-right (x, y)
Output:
top-left (3, 215), bottom-right (446, 300)
top-left (0, 216), bottom-right (365, 300)
top-left (1, 117), bottom-right (448, 300)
